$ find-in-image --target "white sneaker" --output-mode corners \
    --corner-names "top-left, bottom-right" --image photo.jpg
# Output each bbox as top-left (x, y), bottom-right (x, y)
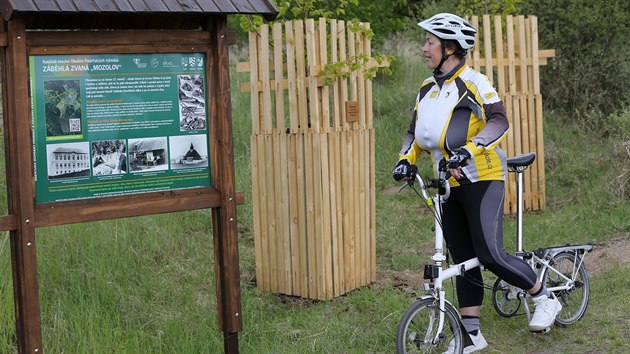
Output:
top-left (529, 294), bottom-right (562, 332)
top-left (443, 331), bottom-right (488, 354)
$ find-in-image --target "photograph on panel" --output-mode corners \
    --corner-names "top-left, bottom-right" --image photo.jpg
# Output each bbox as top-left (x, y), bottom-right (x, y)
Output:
top-left (91, 139), bottom-right (128, 176)
top-left (128, 137), bottom-right (169, 172)
top-left (178, 74), bottom-right (206, 131)
top-left (46, 142), bottom-right (91, 179)
top-left (44, 79), bottom-right (83, 137)
top-left (169, 134), bottom-right (209, 170)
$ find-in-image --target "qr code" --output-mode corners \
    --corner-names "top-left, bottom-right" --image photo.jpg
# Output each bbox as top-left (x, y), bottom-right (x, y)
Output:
top-left (69, 118), bottom-right (81, 133)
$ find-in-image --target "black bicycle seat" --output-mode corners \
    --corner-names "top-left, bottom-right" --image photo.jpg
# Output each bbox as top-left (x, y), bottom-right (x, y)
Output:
top-left (506, 152), bottom-right (536, 169)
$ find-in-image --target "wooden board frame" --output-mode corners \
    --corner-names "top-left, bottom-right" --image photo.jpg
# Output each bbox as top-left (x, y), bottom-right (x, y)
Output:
top-left (1, 16), bottom-right (244, 353)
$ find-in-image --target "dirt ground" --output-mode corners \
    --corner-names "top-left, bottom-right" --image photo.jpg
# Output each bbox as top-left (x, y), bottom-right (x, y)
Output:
top-left (373, 237), bottom-right (630, 292)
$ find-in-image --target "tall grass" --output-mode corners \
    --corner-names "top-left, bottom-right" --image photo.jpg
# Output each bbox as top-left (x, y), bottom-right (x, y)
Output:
top-left (0, 37), bottom-right (629, 352)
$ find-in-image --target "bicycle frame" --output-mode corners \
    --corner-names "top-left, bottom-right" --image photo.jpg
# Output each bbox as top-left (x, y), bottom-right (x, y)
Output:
top-left (411, 169), bottom-right (480, 344)
top-left (410, 153), bottom-right (593, 335)
top-left (506, 156), bottom-right (592, 323)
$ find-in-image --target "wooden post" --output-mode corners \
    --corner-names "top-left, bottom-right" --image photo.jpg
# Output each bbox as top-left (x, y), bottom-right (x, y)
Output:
top-left (3, 18), bottom-right (44, 353)
top-left (208, 16), bottom-right (242, 353)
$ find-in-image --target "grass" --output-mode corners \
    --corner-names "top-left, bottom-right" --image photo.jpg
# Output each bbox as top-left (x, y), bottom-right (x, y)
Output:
top-left (1, 44), bottom-right (630, 352)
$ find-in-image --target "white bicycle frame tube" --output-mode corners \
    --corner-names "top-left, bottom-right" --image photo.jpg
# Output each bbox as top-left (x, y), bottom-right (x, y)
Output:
top-left (516, 170), bottom-right (524, 253)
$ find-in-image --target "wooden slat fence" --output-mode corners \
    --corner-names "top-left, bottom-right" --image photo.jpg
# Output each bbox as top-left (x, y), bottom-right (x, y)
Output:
top-left (238, 19), bottom-right (378, 300)
top-left (467, 15), bottom-right (555, 214)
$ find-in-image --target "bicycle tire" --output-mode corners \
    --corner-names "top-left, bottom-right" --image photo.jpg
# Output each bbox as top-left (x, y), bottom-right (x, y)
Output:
top-left (396, 297), bottom-right (464, 354)
top-left (491, 278), bottom-right (521, 317)
top-left (544, 251), bottom-right (590, 326)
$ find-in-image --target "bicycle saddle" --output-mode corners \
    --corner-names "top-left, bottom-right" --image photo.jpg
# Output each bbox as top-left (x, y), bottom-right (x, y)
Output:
top-left (506, 152), bottom-right (536, 168)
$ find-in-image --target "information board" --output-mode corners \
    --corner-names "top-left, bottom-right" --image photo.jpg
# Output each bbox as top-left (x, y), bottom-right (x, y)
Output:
top-left (29, 53), bottom-right (212, 203)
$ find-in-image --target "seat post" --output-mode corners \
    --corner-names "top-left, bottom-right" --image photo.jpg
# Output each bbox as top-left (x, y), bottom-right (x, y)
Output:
top-left (516, 169), bottom-right (524, 253)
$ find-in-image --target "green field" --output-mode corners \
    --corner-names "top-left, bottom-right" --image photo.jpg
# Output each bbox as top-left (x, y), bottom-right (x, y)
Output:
top-left (1, 45), bottom-right (629, 353)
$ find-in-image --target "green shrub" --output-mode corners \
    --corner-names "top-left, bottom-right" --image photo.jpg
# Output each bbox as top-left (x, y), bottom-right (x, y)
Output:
top-left (522, 0), bottom-right (630, 129)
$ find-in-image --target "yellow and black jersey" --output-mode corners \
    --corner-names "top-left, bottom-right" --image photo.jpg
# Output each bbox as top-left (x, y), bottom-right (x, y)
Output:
top-left (399, 60), bottom-right (509, 186)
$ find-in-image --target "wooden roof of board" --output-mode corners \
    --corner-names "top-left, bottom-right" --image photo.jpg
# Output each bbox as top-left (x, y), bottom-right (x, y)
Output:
top-left (0, 0), bottom-right (278, 28)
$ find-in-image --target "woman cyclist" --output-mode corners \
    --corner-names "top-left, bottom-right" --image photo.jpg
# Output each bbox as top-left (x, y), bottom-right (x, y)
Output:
top-left (392, 13), bottom-right (562, 353)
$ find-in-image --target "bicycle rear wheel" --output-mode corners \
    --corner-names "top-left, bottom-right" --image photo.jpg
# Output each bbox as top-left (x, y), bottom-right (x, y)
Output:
top-left (544, 251), bottom-right (590, 326)
top-left (396, 297), bottom-right (463, 354)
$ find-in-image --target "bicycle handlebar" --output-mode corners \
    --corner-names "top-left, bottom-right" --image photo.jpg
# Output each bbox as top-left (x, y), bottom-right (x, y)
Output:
top-left (402, 160), bottom-right (451, 203)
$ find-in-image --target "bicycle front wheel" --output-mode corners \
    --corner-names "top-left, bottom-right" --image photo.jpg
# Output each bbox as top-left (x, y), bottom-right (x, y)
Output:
top-left (544, 251), bottom-right (590, 326)
top-left (396, 298), bottom-right (463, 354)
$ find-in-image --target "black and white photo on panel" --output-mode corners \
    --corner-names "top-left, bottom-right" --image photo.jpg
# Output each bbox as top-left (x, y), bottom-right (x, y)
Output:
top-left (178, 74), bottom-right (206, 131)
top-left (169, 134), bottom-right (209, 170)
top-left (128, 137), bottom-right (169, 172)
top-left (46, 141), bottom-right (91, 179)
top-left (91, 139), bottom-right (127, 176)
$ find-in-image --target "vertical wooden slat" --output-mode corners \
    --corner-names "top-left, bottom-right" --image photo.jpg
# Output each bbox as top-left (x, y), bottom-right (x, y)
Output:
top-left (255, 138), bottom-right (268, 291)
top-left (352, 131), bottom-right (360, 288)
top-left (264, 135), bottom-right (277, 291)
top-left (516, 16), bottom-right (532, 210)
top-left (329, 132), bottom-right (343, 295)
top-left (260, 24), bottom-right (272, 133)
top-left (295, 21), bottom-right (309, 296)
top-left (364, 23), bottom-right (376, 281)
top-left (526, 17), bottom-right (540, 210)
top-left (338, 21), bottom-right (349, 127)
top-left (319, 18), bottom-right (331, 132)
top-left (306, 19), bottom-right (320, 133)
top-left (356, 23), bottom-right (366, 129)
top-left (483, 15), bottom-right (493, 83)
top-left (342, 130), bottom-right (353, 291)
top-left (348, 27), bottom-right (358, 104)
top-left (289, 135), bottom-right (301, 295)
top-left (306, 133), bottom-right (319, 298)
top-left (295, 20), bottom-right (308, 133)
top-left (331, 19), bottom-right (341, 131)
top-left (273, 22), bottom-right (286, 133)
top-left (369, 129), bottom-right (376, 280)
top-left (535, 96), bottom-right (545, 209)
top-left (250, 134), bottom-right (263, 289)
top-left (271, 135), bottom-right (283, 292)
top-left (319, 133), bottom-right (333, 298)
top-left (471, 16), bottom-right (481, 72)
top-left (360, 130), bottom-right (368, 285)
top-left (286, 21), bottom-right (299, 133)
top-left (310, 133), bottom-right (323, 299)
top-left (494, 16), bottom-right (505, 95)
top-left (531, 18), bottom-right (541, 96)
top-left (296, 133), bottom-right (309, 296)
top-left (364, 23), bottom-right (373, 130)
top-left (508, 17), bottom-right (521, 211)
top-left (531, 17), bottom-right (545, 209)
top-left (249, 31), bottom-right (260, 134)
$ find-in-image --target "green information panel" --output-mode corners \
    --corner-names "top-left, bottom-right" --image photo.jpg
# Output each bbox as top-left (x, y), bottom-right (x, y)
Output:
top-left (30, 53), bottom-right (211, 203)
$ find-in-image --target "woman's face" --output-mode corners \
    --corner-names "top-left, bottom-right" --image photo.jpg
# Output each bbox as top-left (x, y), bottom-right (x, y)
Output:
top-left (422, 32), bottom-right (442, 69)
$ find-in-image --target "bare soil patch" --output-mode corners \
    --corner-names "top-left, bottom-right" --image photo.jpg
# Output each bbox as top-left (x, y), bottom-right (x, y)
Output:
top-left (374, 236), bottom-right (630, 292)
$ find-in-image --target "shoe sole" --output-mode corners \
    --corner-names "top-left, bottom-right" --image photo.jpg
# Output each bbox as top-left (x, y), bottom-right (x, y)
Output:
top-left (529, 327), bottom-right (551, 334)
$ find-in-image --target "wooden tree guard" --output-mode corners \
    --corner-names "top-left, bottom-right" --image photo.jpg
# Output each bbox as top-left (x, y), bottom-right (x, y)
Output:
top-left (467, 15), bottom-right (555, 214)
top-left (238, 19), bottom-right (381, 300)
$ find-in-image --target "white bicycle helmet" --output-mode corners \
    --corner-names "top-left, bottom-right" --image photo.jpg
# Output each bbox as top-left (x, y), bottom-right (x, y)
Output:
top-left (418, 13), bottom-right (477, 49)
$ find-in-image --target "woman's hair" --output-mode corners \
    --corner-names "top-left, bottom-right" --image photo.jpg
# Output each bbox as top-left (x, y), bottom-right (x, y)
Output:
top-left (443, 40), bottom-right (468, 58)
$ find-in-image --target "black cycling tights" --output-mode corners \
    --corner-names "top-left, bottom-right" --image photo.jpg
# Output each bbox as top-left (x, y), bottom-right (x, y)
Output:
top-left (442, 180), bottom-right (537, 309)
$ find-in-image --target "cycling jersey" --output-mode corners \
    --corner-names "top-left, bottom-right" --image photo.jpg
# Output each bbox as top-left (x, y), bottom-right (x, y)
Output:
top-left (398, 59), bottom-right (509, 186)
